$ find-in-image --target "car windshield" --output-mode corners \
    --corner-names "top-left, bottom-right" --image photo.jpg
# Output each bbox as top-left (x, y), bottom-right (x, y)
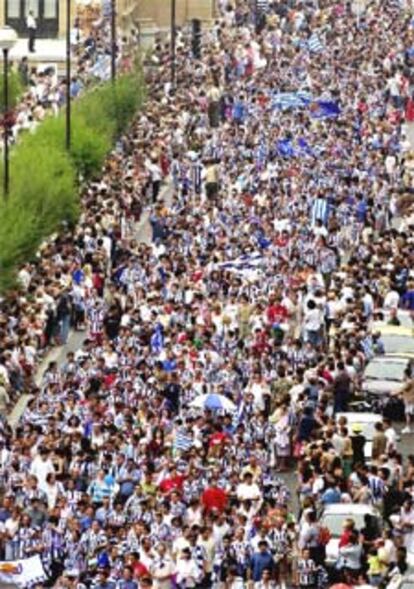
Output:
top-left (320, 513), bottom-right (380, 538)
top-left (383, 335), bottom-right (414, 355)
top-left (365, 360), bottom-right (407, 382)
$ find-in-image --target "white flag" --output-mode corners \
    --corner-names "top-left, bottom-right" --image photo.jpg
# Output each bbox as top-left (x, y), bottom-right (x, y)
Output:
top-left (0, 556), bottom-right (47, 588)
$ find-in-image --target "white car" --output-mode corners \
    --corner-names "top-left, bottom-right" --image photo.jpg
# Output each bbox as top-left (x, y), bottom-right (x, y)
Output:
top-left (387, 574), bottom-right (414, 589)
top-left (320, 503), bottom-right (382, 568)
top-left (336, 412), bottom-right (383, 460)
top-left (363, 355), bottom-right (412, 396)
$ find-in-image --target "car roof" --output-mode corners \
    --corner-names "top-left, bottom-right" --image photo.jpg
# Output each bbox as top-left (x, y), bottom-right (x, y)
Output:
top-left (368, 355), bottom-right (411, 364)
top-left (322, 503), bottom-right (378, 515)
top-left (336, 412), bottom-right (383, 423)
top-left (377, 325), bottom-right (413, 337)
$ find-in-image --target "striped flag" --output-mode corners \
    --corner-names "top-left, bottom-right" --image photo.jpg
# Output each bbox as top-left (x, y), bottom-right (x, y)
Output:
top-left (308, 32), bottom-right (324, 53)
top-left (272, 91), bottom-right (312, 110)
top-left (311, 197), bottom-right (329, 226)
top-left (175, 428), bottom-right (193, 452)
top-left (217, 252), bottom-right (264, 274)
top-left (256, 0), bottom-right (269, 11)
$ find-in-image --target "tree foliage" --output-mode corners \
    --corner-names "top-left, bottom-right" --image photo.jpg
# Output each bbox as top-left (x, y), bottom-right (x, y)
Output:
top-left (0, 66), bottom-right (145, 292)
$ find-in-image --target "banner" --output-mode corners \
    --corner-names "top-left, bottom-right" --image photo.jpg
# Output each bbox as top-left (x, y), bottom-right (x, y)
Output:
top-left (0, 556), bottom-right (47, 588)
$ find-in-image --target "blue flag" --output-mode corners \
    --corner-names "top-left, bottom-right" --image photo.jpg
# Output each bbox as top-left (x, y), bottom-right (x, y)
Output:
top-left (151, 323), bottom-right (164, 355)
top-left (277, 139), bottom-right (296, 158)
top-left (311, 101), bottom-right (341, 119)
top-left (297, 137), bottom-right (315, 157)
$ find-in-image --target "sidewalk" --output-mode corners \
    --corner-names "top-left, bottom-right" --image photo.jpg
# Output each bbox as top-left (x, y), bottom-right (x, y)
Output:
top-left (9, 38), bottom-right (66, 63)
top-left (7, 184), bottom-right (172, 428)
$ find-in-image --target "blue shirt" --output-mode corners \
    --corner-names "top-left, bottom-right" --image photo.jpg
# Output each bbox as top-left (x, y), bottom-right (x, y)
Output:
top-left (356, 199), bottom-right (367, 222)
top-left (118, 582), bottom-right (138, 589)
top-left (321, 487), bottom-right (341, 505)
top-left (79, 515), bottom-right (93, 531)
top-left (250, 551), bottom-right (274, 581)
top-left (402, 290), bottom-right (414, 311)
top-left (163, 359), bottom-right (177, 373)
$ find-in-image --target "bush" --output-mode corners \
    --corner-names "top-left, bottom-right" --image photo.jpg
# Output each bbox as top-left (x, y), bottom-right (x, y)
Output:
top-left (0, 143), bottom-right (77, 291)
top-left (34, 113), bottom-right (111, 179)
top-left (0, 66), bottom-right (145, 292)
top-left (73, 67), bottom-right (146, 141)
top-left (0, 69), bottom-right (23, 112)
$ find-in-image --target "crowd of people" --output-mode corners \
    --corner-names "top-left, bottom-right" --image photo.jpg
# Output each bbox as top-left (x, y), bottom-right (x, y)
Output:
top-left (3, 13), bottom-right (132, 146)
top-left (1, 0), bottom-right (414, 587)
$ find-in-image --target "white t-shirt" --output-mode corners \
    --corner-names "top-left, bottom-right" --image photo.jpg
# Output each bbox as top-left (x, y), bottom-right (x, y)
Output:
top-left (304, 308), bottom-right (323, 331)
top-left (30, 456), bottom-right (55, 486)
top-left (236, 482), bottom-right (262, 501)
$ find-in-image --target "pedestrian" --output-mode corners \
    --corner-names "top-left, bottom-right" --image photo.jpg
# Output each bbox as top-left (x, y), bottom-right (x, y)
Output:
top-left (27, 10), bottom-right (37, 53)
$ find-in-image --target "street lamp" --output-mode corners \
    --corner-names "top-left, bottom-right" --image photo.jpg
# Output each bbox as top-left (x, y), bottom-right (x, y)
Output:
top-left (111, 0), bottom-right (116, 83)
top-left (0, 26), bottom-right (17, 199)
top-left (170, 0), bottom-right (176, 87)
top-left (66, 0), bottom-right (71, 150)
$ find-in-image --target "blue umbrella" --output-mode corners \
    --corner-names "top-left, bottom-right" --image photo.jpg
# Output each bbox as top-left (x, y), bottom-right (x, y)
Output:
top-left (189, 393), bottom-right (236, 412)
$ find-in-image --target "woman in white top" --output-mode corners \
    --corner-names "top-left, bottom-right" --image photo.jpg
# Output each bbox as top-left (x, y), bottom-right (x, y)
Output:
top-left (43, 472), bottom-right (64, 509)
top-left (338, 532), bottom-right (363, 572)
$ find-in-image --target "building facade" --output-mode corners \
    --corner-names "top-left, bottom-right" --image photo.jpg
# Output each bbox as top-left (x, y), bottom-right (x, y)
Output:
top-left (0, 0), bottom-right (215, 39)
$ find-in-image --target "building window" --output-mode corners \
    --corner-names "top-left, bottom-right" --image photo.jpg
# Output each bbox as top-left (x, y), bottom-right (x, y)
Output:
top-left (44, 0), bottom-right (57, 18)
top-left (7, 0), bottom-right (20, 18)
top-left (25, 0), bottom-right (39, 17)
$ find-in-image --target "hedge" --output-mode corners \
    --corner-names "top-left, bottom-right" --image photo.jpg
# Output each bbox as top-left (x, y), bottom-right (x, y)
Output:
top-left (0, 69), bottom-right (23, 112)
top-left (0, 66), bottom-right (146, 292)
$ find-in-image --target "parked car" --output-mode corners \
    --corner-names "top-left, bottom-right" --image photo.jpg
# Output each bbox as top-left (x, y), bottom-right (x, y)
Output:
top-left (386, 574), bottom-right (414, 589)
top-left (370, 324), bottom-right (414, 357)
top-left (362, 355), bottom-right (412, 397)
top-left (320, 503), bottom-right (382, 568)
top-left (373, 311), bottom-right (414, 331)
top-left (336, 412), bottom-right (383, 459)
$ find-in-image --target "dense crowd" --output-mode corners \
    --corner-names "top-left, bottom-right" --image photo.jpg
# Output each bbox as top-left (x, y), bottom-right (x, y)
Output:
top-left (1, 0), bottom-right (414, 588)
top-left (3, 13), bottom-right (130, 146)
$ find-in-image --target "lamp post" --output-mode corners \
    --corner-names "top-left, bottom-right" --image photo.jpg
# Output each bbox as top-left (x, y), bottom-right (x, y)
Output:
top-left (111, 0), bottom-right (116, 83)
top-left (0, 26), bottom-right (17, 199)
top-left (66, 0), bottom-right (71, 150)
top-left (170, 0), bottom-right (176, 87)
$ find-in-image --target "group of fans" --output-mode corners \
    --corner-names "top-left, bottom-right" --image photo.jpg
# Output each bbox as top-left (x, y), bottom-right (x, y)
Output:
top-left (1, 0), bottom-right (414, 588)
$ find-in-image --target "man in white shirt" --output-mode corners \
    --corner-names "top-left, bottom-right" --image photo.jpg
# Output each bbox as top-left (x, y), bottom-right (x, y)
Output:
top-left (27, 10), bottom-right (37, 53)
top-left (236, 472), bottom-right (262, 502)
top-left (30, 447), bottom-right (55, 488)
top-left (150, 543), bottom-right (175, 589)
top-left (175, 548), bottom-right (201, 588)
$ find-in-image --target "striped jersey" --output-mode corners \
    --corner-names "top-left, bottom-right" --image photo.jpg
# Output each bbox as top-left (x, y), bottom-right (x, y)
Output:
top-left (256, 0), bottom-right (270, 12)
top-left (297, 558), bottom-right (317, 586)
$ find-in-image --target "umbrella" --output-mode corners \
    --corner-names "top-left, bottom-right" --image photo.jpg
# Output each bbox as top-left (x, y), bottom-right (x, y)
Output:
top-left (189, 393), bottom-right (236, 412)
top-left (201, 487), bottom-right (228, 512)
